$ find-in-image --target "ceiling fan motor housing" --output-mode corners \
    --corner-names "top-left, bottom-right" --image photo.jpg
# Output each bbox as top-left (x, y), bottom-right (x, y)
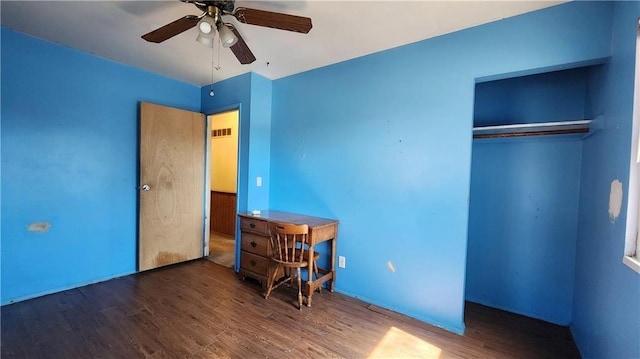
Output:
top-left (183, 0), bottom-right (235, 14)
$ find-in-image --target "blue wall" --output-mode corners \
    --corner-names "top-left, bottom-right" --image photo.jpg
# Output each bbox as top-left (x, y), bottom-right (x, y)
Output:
top-left (248, 74), bottom-right (272, 211)
top-left (1, 28), bottom-right (201, 304)
top-left (572, 2), bottom-right (640, 358)
top-left (270, 2), bottom-right (613, 333)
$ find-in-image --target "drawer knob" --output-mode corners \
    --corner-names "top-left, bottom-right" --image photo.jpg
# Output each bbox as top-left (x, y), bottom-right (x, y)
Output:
top-left (250, 260), bottom-right (257, 266)
top-left (250, 241), bottom-right (257, 248)
top-left (249, 223), bottom-right (256, 229)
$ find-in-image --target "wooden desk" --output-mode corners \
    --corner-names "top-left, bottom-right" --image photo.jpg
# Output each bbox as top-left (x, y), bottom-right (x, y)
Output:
top-left (237, 211), bottom-right (339, 307)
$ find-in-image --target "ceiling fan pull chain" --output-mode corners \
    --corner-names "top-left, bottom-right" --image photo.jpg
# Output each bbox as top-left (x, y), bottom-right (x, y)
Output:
top-left (215, 32), bottom-right (222, 71)
top-left (214, 37), bottom-right (216, 97)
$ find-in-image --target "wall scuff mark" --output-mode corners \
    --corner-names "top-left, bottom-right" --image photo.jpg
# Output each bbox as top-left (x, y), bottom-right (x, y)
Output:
top-left (27, 222), bottom-right (51, 233)
top-left (609, 179), bottom-right (623, 222)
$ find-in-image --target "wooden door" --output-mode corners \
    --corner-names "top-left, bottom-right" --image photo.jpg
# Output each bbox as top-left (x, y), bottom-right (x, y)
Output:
top-left (139, 102), bottom-right (206, 271)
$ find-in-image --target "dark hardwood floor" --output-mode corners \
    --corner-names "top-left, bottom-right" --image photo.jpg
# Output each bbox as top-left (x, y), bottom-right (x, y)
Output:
top-left (1, 260), bottom-right (580, 358)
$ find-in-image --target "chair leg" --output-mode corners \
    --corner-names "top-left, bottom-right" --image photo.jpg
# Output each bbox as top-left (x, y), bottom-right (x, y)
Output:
top-left (313, 259), bottom-right (321, 293)
top-left (296, 267), bottom-right (303, 310)
top-left (287, 267), bottom-right (293, 287)
top-left (264, 263), bottom-right (281, 299)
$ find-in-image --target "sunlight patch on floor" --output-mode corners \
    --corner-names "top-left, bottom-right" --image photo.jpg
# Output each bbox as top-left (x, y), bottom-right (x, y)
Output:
top-left (368, 326), bottom-right (441, 358)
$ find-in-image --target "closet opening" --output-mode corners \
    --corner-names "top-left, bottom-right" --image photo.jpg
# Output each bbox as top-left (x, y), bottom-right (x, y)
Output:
top-left (465, 64), bottom-right (605, 326)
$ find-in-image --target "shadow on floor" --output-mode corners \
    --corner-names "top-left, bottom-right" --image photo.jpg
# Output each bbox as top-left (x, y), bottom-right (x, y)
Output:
top-left (207, 232), bottom-right (235, 269)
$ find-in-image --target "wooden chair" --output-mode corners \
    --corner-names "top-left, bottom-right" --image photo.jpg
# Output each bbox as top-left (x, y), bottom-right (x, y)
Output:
top-left (264, 222), bottom-right (320, 310)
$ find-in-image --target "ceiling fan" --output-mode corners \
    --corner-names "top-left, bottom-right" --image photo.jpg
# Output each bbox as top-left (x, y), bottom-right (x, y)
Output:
top-left (141, 0), bottom-right (312, 65)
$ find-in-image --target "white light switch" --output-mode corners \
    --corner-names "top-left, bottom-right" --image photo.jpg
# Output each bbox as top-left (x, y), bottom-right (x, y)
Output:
top-left (339, 256), bottom-right (346, 268)
top-left (256, 176), bottom-right (262, 187)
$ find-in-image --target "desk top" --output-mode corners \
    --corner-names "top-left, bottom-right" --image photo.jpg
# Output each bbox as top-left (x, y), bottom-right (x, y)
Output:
top-left (238, 210), bottom-right (338, 228)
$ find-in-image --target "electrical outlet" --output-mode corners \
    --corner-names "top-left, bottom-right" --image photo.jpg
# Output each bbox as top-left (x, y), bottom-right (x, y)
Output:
top-left (256, 176), bottom-right (262, 187)
top-left (338, 256), bottom-right (346, 268)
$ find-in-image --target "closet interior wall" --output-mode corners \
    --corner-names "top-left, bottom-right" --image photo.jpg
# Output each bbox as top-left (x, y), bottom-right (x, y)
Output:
top-left (465, 65), bottom-right (604, 325)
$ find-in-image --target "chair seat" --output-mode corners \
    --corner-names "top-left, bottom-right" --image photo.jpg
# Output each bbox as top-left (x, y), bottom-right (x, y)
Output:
top-left (271, 249), bottom-right (319, 267)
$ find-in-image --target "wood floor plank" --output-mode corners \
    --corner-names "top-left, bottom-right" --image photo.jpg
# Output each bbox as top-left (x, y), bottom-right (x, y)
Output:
top-left (1, 259), bottom-right (581, 358)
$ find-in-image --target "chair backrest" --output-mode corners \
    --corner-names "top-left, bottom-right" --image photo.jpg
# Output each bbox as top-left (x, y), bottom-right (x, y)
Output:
top-left (269, 222), bottom-right (309, 264)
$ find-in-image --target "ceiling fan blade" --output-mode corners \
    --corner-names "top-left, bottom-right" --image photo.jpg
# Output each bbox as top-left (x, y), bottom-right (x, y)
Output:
top-left (142, 15), bottom-right (199, 43)
top-left (233, 7), bottom-right (312, 34)
top-left (229, 27), bottom-right (256, 65)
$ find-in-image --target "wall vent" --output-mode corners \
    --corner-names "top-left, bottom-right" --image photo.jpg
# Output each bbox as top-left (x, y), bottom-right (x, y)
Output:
top-left (212, 128), bottom-right (232, 138)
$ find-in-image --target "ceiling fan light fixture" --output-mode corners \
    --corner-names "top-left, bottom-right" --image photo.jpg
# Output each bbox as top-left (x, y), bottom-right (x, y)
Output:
top-left (197, 16), bottom-right (216, 37)
top-left (196, 33), bottom-right (214, 48)
top-left (218, 24), bottom-right (238, 48)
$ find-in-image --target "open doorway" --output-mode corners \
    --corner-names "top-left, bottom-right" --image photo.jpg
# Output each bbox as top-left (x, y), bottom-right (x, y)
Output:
top-left (207, 109), bottom-right (239, 269)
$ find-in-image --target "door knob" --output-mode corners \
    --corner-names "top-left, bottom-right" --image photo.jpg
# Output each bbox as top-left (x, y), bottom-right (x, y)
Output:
top-left (142, 184), bottom-right (151, 191)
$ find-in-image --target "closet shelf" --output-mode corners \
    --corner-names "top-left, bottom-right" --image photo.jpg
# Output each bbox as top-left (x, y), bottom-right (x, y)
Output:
top-left (473, 119), bottom-right (594, 139)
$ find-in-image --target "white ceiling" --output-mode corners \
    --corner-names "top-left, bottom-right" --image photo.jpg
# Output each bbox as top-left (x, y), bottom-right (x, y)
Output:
top-left (1, 1), bottom-right (564, 87)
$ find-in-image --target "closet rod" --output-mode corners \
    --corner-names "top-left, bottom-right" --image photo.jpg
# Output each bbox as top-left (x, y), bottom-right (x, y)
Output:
top-left (472, 119), bottom-right (592, 139)
top-left (473, 127), bottom-right (589, 139)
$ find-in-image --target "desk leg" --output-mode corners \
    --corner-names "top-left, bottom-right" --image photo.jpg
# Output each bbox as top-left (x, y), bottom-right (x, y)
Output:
top-left (330, 237), bottom-right (336, 292)
top-left (306, 244), bottom-right (315, 307)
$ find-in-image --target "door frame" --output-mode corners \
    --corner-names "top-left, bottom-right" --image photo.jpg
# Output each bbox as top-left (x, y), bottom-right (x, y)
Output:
top-left (203, 111), bottom-right (212, 256)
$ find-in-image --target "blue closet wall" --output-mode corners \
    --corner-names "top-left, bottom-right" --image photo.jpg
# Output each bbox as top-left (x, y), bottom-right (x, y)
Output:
top-left (474, 68), bottom-right (591, 126)
top-left (466, 68), bottom-right (593, 325)
top-left (1, 28), bottom-right (201, 304)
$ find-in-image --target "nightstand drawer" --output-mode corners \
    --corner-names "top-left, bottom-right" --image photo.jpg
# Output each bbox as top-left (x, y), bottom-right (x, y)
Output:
top-left (240, 217), bottom-right (269, 235)
top-left (240, 251), bottom-right (269, 276)
top-left (241, 232), bottom-right (270, 256)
